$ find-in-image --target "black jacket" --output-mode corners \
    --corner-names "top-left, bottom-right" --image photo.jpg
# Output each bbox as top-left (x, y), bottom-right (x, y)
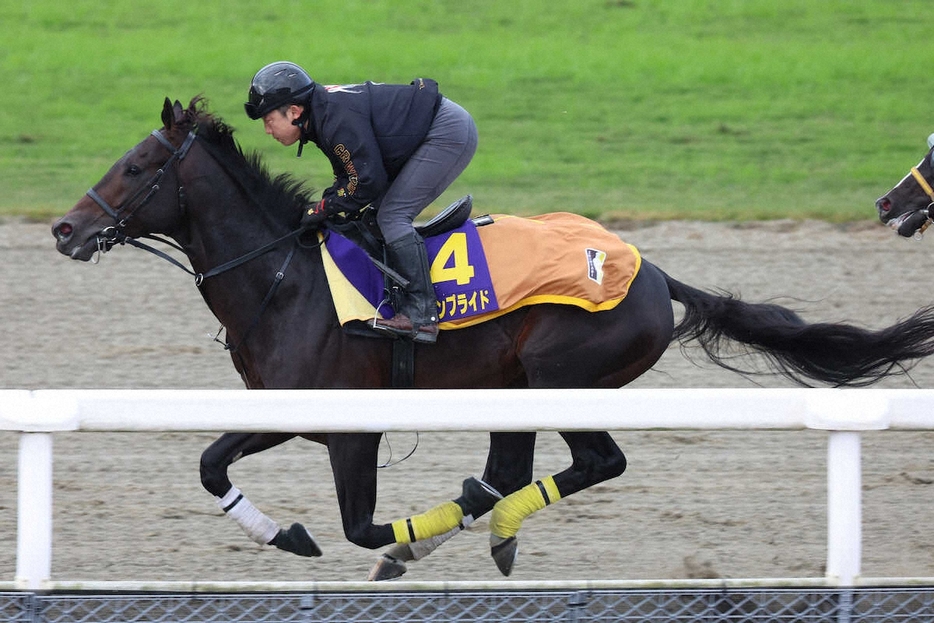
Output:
top-left (302, 78), bottom-right (442, 214)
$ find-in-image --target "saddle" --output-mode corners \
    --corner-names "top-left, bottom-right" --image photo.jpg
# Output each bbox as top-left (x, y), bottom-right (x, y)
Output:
top-left (329, 195), bottom-right (475, 261)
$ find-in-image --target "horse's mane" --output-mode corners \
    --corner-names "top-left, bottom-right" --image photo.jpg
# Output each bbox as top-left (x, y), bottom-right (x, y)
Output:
top-left (176, 97), bottom-right (313, 226)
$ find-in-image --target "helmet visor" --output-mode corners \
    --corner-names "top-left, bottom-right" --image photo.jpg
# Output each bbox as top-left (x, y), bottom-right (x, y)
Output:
top-left (244, 81), bottom-right (313, 120)
top-left (244, 87), bottom-right (270, 120)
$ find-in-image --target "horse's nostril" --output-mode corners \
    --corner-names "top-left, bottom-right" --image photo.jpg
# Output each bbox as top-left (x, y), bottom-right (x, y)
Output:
top-left (54, 222), bottom-right (73, 240)
top-left (877, 198), bottom-right (892, 213)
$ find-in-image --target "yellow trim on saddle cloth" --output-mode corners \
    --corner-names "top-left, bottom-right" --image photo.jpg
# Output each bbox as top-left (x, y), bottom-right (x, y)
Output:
top-left (437, 287), bottom-right (635, 330)
top-left (439, 213), bottom-right (643, 330)
top-left (319, 232), bottom-right (387, 324)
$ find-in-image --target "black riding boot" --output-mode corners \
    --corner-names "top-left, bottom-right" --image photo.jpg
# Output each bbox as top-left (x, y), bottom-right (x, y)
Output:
top-left (373, 232), bottom-right (439, 343)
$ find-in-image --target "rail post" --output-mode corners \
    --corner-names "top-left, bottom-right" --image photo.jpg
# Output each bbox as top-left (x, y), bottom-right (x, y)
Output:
top-left (15, 432), bottom-right (53, 590)
top-left (805, 390), bottom-right (889, 587)
top-left (826, 431), bottom-right (862, 587)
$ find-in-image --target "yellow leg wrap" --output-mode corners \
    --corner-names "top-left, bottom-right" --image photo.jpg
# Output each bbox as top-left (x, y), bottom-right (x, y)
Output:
top-left (489, 476), bottom-right (562, 539)
top-left (391, 500), bottom-right (464, 544)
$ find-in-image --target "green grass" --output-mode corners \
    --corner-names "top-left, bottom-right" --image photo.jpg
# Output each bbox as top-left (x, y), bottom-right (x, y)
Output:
top-left (3, 0), bottom-right (934, 222)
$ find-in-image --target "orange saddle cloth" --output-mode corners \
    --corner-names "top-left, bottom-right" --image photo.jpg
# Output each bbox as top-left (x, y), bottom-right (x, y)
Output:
top-left (320, 211), bottom-right (642, 330)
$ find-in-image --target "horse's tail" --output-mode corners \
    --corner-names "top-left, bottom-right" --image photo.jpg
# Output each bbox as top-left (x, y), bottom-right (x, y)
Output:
top-left (662, 270), bottom-right (934, 387)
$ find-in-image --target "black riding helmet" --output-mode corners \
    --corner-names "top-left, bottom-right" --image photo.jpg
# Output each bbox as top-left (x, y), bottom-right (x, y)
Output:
top-left (244, 61), bottom-right (315, 120)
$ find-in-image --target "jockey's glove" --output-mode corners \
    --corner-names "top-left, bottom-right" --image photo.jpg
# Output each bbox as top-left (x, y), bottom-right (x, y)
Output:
top-left (300, 199), bottom-right (330, 229)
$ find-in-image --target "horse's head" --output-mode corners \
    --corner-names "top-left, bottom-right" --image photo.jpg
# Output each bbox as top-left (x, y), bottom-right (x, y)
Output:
top-left (876, 133), bottom-right (934, 238)
top-left (53, 98), bottom-right (200, 261)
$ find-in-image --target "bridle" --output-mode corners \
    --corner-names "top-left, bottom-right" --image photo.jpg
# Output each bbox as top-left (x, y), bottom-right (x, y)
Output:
top-left (85, 126), bottom-right (307, 351)
top-left (88, 129), bottom-right (197, 245)
top-left (907, 165), bottom-right (934, 236)
top-left (86, 127), bottom-right (306, 282)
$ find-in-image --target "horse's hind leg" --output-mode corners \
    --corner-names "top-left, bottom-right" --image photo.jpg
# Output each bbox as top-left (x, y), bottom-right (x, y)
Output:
top-left (480, 265), bottom-right (671, 575)
top-left (369, 432), bottom-right (536, 581)
top-left (368, 475), bottom-right (506, 580)
top-left (200, 432), bottom-right (322, 557)
top-left (489, 431), bottom-right (626, 576)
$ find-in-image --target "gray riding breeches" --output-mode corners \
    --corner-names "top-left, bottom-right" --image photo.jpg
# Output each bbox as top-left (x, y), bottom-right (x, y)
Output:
top-left (376, 97), bottom-right (479, 243)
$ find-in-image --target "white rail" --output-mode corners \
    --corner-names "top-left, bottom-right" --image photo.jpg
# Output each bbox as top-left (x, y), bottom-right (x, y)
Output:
top-left (3, 388), bottom-right (934, 591)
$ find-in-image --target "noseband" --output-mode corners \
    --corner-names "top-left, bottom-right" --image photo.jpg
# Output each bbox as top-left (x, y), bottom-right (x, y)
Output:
top-left (87, 129), bottom-right (197, 246)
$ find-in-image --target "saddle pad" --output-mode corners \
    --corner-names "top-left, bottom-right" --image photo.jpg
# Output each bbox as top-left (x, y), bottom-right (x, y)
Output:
top-left (319, 212), bottom-right (642, 331)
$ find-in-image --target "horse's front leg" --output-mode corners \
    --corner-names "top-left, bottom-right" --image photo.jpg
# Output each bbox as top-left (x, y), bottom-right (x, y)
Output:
top-left (329, 433), bottom-right (504, 555)
top-left (368, 432), bottom-right (536, 581)
top-left (200, 432), bottom-right (322, 557)
top-left (327, 432), bottom-right (392, 549)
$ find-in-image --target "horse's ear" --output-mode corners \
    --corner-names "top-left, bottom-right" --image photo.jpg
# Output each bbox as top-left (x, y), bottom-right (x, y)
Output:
top-left (161, 97), bottom-right (174, 129)
top-left (173, 99), bottom-right (184, 123)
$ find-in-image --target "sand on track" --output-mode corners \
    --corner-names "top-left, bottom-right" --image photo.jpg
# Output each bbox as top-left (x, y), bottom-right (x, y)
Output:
top-left (2, 219), bottom-right (933, 583)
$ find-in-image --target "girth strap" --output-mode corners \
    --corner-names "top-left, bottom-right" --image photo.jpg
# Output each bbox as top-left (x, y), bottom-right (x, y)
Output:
top-left (392, 339), bottom-right (415, 388)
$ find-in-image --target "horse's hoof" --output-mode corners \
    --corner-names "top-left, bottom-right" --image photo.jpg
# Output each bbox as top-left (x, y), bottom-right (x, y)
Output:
top-left (367, 554), bottom-right (408, 581)
top-left (461, 477), bottom-right (503, 513)
top-left (270, 523), bottom-right (322, 557)
top-left (490, 535), bottom-right (518, 577)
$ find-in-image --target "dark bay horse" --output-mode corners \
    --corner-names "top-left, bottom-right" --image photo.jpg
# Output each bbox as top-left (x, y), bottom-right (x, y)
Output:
top-left (877, 132), bottom-right (934, 237)
top-left (53, 98), bottom-right (934, 579)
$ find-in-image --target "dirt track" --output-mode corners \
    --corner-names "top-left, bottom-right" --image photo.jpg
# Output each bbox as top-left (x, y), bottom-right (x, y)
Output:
top-left (2, 219), bottom-right (933, 583)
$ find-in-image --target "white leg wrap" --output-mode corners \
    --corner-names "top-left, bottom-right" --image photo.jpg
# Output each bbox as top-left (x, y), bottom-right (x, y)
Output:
top-left (216, 487), bottom-right (280, 546)
top-left (407, 514), bottom-right (474, 561)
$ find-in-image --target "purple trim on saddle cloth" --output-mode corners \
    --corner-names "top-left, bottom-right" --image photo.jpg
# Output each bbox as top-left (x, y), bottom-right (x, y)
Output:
top-left (323, 231), bottom-right (391, 316)
top-left (323, 221), bottom-right (500, 323)
top-left (424, 220), bottom-right (499, 322)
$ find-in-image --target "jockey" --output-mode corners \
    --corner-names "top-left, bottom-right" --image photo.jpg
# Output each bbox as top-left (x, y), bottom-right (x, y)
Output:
top-left (245, 61), bottom-right (478, 344)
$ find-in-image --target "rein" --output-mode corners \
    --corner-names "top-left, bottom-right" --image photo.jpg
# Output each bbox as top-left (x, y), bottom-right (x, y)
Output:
top-left (89, 126), bottom-right (309, 351)
top-left (116, 226), bottom-right (305, 286)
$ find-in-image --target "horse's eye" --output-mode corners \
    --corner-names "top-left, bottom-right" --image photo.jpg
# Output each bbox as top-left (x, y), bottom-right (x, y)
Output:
top-left (126, 164), bottom-right (142, 176)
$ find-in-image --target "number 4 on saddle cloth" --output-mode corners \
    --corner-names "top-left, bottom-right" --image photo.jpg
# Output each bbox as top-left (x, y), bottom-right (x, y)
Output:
top-left (319, 204), bottom-right (642, 338)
